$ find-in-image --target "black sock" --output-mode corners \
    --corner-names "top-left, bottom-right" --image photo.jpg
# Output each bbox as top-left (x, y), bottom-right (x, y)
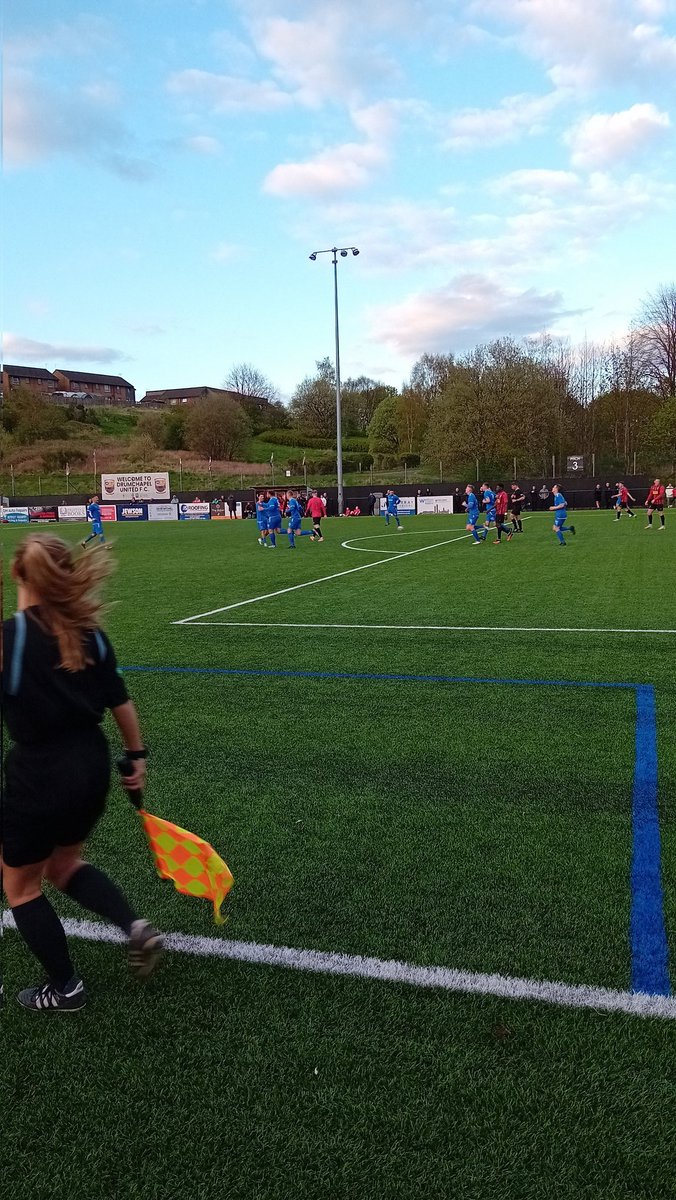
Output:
top-left (648, 515), bottom-right (652, 525)
top-left (661, 515), bottom-right (665, 526)
top-left (65, 863), bottom-right (138, 936)
top-left (12, 895), bottom-right (75, 990)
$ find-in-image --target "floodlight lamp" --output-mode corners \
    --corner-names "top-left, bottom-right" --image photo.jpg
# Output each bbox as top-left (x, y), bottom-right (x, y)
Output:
top-left (352, 248), bottom-right (359, 256)
top-left (340, 249), bottom-right (348, 257)
top-left (309, 252), bottom-right (317, 261)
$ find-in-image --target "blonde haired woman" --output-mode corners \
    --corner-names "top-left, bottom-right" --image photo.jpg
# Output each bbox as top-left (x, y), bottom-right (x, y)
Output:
top-left (2, 533), bottom-right (162, 1011)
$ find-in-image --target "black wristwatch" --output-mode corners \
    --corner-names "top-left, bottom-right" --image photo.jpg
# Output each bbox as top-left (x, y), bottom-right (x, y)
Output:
top-left (125, 748), bottom-right (148, 761)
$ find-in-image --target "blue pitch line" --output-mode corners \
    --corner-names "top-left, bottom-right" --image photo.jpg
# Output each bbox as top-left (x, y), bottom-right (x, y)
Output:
top-left (630, 685), bottom-right (671, 996)
top-left (121, 664), bottom-right (636, 690)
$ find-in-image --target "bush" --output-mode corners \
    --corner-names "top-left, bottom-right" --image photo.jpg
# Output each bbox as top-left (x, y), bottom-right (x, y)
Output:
top-left (400, 453), bottom-right (420, 467)
top-left (374, 454), bottom-right (399, 470)
top-left (342, 437), bottom-right (369, 453)
top-left (260, 429), bottom-right (334, 449)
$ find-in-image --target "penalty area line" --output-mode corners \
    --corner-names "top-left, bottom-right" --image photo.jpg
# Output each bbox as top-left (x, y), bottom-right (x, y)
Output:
top-left (173, 531), bottom-right (471, 624)
top-left (2, 913), bottom-right (674, 1020)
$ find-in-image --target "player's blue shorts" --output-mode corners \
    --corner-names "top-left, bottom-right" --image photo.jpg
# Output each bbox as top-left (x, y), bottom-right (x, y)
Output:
top-left (466, 509), bottom-right (479, 524)
top-left (257, 520), bottom-right (269, 532)
top-left (92, 522), bottom-right (103, 536)
top-left (486, 507), bottom-right (496, 521)
top-left (554, 514), bottom-right (567, 526)
top-left (287, 518), bottom-right (301, 531)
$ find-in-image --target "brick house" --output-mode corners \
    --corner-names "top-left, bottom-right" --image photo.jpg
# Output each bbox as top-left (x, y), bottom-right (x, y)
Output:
top-left (2, 364), bottom-right (56, 397)
top-left (139, 386), bottom-right (231, 407)
top-left (53, 370), bottom-right (135, 405)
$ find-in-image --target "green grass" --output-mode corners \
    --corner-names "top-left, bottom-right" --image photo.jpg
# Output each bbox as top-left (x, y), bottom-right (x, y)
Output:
top-left (2, 511), bottom-right (676, 1198)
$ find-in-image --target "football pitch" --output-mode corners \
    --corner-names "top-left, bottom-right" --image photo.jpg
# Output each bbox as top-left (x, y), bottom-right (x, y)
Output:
top-left (3, 511), bottom-right (676, 1199)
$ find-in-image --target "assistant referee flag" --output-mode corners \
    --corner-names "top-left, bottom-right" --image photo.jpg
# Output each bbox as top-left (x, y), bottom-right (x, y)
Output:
top-left (140, 810), bottom-right (234, 923)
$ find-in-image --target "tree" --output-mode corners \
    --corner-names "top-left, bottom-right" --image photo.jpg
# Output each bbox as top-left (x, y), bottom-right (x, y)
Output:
top-left (1, 387), bottom-right (68, 443)
top-left (634, 284), bottom-right (676, 399)
top-left (289, 361), bottom-right (336, 438)
top-left (408, 353), bottom-right (456, 406)
top-left (396, 390), bottom-right (427, 455)
top-left (127, 433), bottom-right (156, 469)
top-left (341, 376), bottom-right (397, 436)
top-left (643, 398), bottom-right (676, 475)
top-left (185, 394), bottom-right (251, 460)
top-left (224, 362), bottom-right (280, 404)
top-left (368, 395), bottom-right (399, 457)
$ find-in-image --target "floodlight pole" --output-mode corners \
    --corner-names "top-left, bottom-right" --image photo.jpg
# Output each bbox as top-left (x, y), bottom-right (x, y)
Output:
top-left (309, 245), bottom-right (359, 517)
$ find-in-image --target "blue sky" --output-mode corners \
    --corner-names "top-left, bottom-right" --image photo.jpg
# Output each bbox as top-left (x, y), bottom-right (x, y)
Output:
top-left (4, 0), bottom-right (676, 400)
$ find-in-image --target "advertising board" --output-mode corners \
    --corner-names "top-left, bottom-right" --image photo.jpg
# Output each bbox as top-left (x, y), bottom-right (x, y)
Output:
top-left (179, 502), bottom-right (211, 520)
top-left (1, 506), bottom-right (30, 524)
top-left (116, 504), bottom-right (148, 521)
top-left (28, 505), bottom-right (59, 523)
top-left (378, 496), bottom-right (417, 516)
top-left (148, 503), bottom-right (178, 521)
top-left (101, 473), bottom-right (170, 502)
top-left (416, 495), bottom-right (455, 515)
top-left (58, 504), bottom-right (88, 522)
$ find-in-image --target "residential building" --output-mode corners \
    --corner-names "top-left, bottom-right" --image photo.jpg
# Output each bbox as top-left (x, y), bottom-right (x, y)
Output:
top-left (53, 370), bottom-right (135, 405)
top-left (2, 364), bottom-right (56, 397)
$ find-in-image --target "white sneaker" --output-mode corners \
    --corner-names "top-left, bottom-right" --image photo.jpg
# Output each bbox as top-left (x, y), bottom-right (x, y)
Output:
top-left (128, 920), bottom-right (163, 980)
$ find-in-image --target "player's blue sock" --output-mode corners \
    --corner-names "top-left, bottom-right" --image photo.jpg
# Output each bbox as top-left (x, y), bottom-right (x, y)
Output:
top-left (299, 530), bottom-right (313, 536)
top-left (288, 529), bottom-right (295, 547)
top-left (396, 518), bottom-right (401, 527)
top-left (471, 529), bottom-right (481, 542)
top-left (270, 532), bottom-right (276, 546)
top-left (555, 528), bottom-right (565, 544)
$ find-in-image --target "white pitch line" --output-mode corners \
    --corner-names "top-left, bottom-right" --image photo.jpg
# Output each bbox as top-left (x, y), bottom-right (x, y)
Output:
top-left (341, 515), bottom-right (533, 554)
top-left (173, 532), bottom-right (471, 624)
top-left (3, 913), bottom-right (674, 1019)
top-left (341, 525), bottom-right (459, 553)
top-left (177, 621), bottom-right (676, 635)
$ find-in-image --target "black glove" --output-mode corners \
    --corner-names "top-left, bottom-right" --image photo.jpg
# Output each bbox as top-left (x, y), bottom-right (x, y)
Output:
top-left (117, 755), bottom-right (144, 810)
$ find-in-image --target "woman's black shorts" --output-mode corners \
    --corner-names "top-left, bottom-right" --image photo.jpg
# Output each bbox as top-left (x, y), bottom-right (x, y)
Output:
top-left (2, 727), bottom-right (111, 867)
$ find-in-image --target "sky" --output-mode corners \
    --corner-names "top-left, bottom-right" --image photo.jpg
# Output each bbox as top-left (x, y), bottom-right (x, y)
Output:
top-left (4, 0), bottom-right (676, 401)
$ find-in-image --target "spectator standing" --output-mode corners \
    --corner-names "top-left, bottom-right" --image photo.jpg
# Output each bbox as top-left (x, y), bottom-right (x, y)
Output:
top-left (604, 482), bottom-right (613, 509)
top-left (227, 494), bottom-right (236, 519)
top-left (594, 483), bottom-right (602, 509)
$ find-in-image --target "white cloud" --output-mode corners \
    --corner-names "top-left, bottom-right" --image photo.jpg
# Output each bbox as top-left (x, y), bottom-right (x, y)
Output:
top-left (566, 103), bottom-right (670, 169)
top-left (166, 68), bottom-right (292, 112)
top-left (492, 169), bottom-right (580, 197)
top-left (442, 90), bottom-right (564, 148)
top-left (4, 334), bottom-right (128, 364)
top-left (369, 273), bottom-right (578, 354)
top-left (184, 135), bottom-right (223, 156)
top-left (263, 139), bottom-right (388, 198)
top-left (210, 242), bottom-right (241, 263)
top-left (473, 0), bottom-right (676, 86)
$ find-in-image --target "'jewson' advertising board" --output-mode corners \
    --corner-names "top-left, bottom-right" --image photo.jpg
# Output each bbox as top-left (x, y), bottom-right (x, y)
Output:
top-left (101, 472), bottom-right (170, 502)
top-left (148, 503), bottom-right (178, 521)
top-left (179, 502), bottom-right (210, 520)
top-left (116, 503), bottom-right (148, 521)
top-left (58, 504), bottom-right (88, 522)
top-left (416, 495), bottom-right (455, 515)
top-left (378, 496), bottom-right (417, 516)
top-left (1, 506), bottom-right (30, 524)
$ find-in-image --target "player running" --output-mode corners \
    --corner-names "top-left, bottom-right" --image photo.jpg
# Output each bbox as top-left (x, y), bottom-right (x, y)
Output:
top-left (81, 496), bottom-right (105, 549)
top-left (284, 490), bottom-right (314, 548)
top-left (479, 483), bottom-right (498, 537)
top-left (645, 479), bottom-right (666, 530)
top-left (463, 485), bottom-right (485, 544)
top-left (256, 493), bottom-right (270, 547)
top-left (305, 490), bottom-right (326, 541)
top-left (550, 484), bottom-right (576, 546)
top-left (613, 482), bottom-right (636, 520)
top-left (509, 483), bottom-right (526, 533)
top-left (266, 492), bottom-right (282, 547)
top-left (384, 490), bottom-right (404, 530)
top-left (494, 485), bottom-right (513, 543)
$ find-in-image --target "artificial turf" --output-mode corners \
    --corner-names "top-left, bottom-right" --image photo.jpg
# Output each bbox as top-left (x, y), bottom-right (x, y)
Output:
top-left (2, 510), bottom-right (676, 1198)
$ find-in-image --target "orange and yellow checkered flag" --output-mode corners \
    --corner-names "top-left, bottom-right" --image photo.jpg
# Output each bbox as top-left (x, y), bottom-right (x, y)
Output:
top-left (139, 810), bottom-right (234, 924)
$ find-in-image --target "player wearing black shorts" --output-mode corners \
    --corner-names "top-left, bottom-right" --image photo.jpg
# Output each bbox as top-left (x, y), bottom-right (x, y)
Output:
top-left (1, 533), bottom-right (162, 1012)
top-left (509, 483), bottom-right (525, 533)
